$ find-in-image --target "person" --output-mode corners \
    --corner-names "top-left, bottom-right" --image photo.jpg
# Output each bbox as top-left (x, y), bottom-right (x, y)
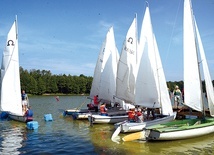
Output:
top-left (93, 95), bottom-right (100, 112)
top-left (173, 85), bottom-right (182, 108)
top-left (100, 103), bottom-right (108, 116)
top-left (25, 106), bottom-right (33, 117)
top-left (128, 108), bottom-right (136, 122)
top-left (135, 108), bottom-right (144, 123)
top-left (25, 106), bottom-right (33, 122)
top-left (21, 90), bottom-right (29, 112)
top-left (147, 108), bottom-right (155, 120)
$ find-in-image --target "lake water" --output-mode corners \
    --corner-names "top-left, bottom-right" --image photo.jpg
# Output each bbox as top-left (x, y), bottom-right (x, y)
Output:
top-left (0, 96), bottom-right (214, 155)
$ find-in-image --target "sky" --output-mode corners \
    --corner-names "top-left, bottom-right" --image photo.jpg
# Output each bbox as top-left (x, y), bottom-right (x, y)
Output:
top-left (0, 0), bottom-right (214, 81)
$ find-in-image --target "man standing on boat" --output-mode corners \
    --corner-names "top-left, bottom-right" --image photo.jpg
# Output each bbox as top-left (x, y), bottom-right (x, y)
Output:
top-left (93, 95), bottom-right (100, 112)
top-left (173, 85), bottom-right (182, 108)
top-left (21, 90), bottom-right (29, 112)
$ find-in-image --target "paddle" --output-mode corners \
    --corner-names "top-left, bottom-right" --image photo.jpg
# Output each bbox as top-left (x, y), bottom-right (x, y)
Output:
top-left (122, 130), bottom-right (146, 142)
top-left (111, 125), bottom-right (121, 140)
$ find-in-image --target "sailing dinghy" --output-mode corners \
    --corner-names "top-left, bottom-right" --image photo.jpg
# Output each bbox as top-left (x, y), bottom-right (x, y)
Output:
top-left (88, 26), bottom-right (129, 124)
top-left (0, 17), bottom-right (33, 123)
top-left (113, 4), bottom-right (175, 138)
top-left (144, 0), bottom-right (214, 141)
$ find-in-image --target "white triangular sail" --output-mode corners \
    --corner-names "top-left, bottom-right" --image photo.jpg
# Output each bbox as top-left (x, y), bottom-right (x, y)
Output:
top-left (184, 0), bottom-right (214, 117)
top-left (89, 33), bottom-right (107, 98)
top-left (116, 15), bottom-right (138, 103)
top-left (194, 10), bottom-right (214, 116)
top-left (99, 27), bottom-right (119, 102)
top-left (183, 0), bottom-right (203, 112)
top-left (1, 19), bottom-right (22, 115)
top-left (135, 6), bottom-right (173, 115)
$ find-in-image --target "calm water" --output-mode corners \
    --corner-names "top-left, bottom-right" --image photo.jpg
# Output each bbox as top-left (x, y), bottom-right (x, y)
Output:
top-left (0, 96), bottom-right (214, 155)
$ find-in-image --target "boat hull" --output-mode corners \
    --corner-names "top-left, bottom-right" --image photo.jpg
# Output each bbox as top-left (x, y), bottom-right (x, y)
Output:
top-left (115, 113), bottom-right (176, 133)
top-left (72, 111), bottom-right (99, 120)
top-left (145, 117), bottom-right (214, 140)
top-left (88, 115), bottom-right (128, 124)
top-left (63, 109), bottom-right (92, 116)
top-left (8, 113), bottom-right (33, 123)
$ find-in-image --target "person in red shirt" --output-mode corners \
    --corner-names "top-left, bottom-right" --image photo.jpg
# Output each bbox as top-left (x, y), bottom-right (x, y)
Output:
top-left (93, 95), bottom-right (100, 112)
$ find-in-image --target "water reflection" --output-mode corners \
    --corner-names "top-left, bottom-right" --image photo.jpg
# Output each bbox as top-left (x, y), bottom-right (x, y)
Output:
top-left (0, 127), bottom-right (24, 155)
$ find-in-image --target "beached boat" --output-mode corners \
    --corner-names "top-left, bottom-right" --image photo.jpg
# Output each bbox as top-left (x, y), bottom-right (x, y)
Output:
top-left (144, 0), bottom-right (214, 141)
top-left (112, 4), bottom-right (175, 139)
top-left (0, 16), bottom-right (33, 123)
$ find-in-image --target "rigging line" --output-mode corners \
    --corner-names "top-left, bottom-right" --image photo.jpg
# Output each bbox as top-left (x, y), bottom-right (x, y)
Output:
top-left (164, 0), bottom-right (182, 66)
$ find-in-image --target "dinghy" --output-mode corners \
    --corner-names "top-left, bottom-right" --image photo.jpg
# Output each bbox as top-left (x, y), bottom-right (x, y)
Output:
top-left (145, 0), bottom-right (214, 141)
top-left (113, 3), bottom-right (175, 137)
top-left (0, 16), bottom-right (33, 123)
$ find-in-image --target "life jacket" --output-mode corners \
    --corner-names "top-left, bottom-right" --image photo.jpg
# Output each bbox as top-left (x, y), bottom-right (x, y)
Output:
top-left (22, 93), bottom-right (27, 100)
top-left (128, 110), bottom-right (135, 120)
top-left (136, 111), bottom-right (142, 116)
top-left (174, 90), bottom-right (181, 96)
top-left (26, 109), bottom-right (33, 117)
top-left (100, 105), bottom-right (107, 114)
top-left (93, 96), bottom-right (99, 105)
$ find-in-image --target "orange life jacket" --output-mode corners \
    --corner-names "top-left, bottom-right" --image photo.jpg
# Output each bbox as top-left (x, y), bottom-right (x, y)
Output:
top-left (100, 105), bottom-right (107, 113)
top-left (128, 110), bottom-right (135, 120)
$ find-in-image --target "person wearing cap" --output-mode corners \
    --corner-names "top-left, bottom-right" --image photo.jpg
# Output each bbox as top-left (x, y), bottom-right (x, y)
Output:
top-left (173, 85), bottom-right (182, 108)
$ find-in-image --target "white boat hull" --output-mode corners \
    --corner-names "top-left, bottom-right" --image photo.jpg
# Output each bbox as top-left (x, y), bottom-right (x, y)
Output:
top-left (88, 114), bottom-right (128, 124)
top-left (9, 113), bottom-right (32, 123)
top-left (146, 124), bottom-right (214, 140)
top-left (115, 113), bottom-right (176, 133)
top-left (72, 112), bottom-right (99, 120)
top-left (145, 118), bottom-right (214, 140)
top-left (64, 109), bottom-right (91, 116)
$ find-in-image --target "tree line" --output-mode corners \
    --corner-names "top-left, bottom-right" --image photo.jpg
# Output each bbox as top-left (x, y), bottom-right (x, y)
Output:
top-left (20, 67), bottom-right (93, 95)
top-left (20, 67), bottom-right (211, 95)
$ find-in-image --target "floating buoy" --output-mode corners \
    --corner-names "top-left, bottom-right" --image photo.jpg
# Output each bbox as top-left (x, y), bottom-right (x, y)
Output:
top-left (44, 114), bottom-right (53, 121)
top-left (27, 121), bottom-right (39, 130)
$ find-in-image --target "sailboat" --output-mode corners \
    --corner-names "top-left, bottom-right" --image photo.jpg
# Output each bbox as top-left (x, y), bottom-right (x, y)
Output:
top-left (0, 16), bottom-right (32, 123)
top-left (113, 4), bottom-right (175, 137)
top-left (64, 27), bottom-right (112, 119)
top-left (144, 0), bottom-right (214, 141)
top-left (88, 26), bottom-right (129, 124)
top-left (114, 14), bottom-right (138, 109)
top-left (64, 26), bottom-right (110, 119)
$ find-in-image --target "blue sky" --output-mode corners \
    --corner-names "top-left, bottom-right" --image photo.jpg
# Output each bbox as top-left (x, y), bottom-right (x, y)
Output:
top-left (0, 0), bottom-right (214, 81)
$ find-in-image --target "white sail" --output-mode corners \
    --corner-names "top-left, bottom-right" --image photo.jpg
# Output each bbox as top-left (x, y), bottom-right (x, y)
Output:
top-left (135, 6), bottom-right (173, 115)
top-left (153, 35), bottom-right (173, 115)
top-left (194, 14), bottom-right (214, 116)
top-left (1, 19), bottom-right (22, 115)
top-left (183, 0), bottom-right (203, 112)
top-left (99, 27), bottom-right (119, 102)
top-left (116, 15), bottom-right (138, 103)
top-left (89, 33), bottom-right (107, 98)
